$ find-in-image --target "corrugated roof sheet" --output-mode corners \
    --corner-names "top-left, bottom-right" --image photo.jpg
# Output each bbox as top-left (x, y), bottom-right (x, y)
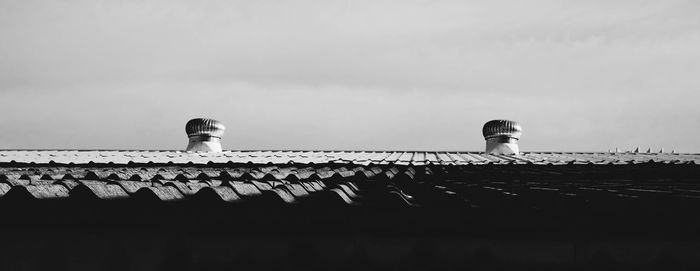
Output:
top-left (0, 150), bottom-right (697, 165)
top-left (0, 150), bottom-right (697, 208)
top-left (1, 162), bottom-right (699, 208)
top-left (1, 150), bottom-right (698, 269)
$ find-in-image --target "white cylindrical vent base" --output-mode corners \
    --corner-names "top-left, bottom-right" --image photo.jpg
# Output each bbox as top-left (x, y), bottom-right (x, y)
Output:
top-left (186, 137), bottom-right (222, 153)
top-left (485, 137), bottom-right (520, 155)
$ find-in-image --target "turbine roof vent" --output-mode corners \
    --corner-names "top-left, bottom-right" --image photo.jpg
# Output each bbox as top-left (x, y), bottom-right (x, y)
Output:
top-left (483, 119), bottom-right (521, 155)
top-left (185, 118), bottom-right (225, 153)
top-left (186, 118), bottom-right (226, 139)
top-left (482, 119), bottom-right (522, 140)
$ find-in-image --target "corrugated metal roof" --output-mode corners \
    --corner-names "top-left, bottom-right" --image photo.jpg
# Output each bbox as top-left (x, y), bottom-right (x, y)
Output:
top-left (0, 150), bottom-right (697, 165)
top-left (1, 161), bottom-right (698, 206)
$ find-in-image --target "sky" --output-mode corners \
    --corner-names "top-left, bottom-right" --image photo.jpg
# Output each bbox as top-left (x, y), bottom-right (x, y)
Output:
top-left (0, 0), bottom-right (699, 152)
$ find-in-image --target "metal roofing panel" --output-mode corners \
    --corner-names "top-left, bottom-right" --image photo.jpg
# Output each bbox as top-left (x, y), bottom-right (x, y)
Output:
top-left (446, 153), bottom-right (467, 164)
top-left (0, 150), bottom-right (698, 165)
top-left (425, 152), bottom-right (440, 164)
top-left (79, 183), bottom-right (129, 199)
top-left (435, 153), bottom-right (452, 163)
top-left (383, 152), bottom-right (402, 163)
top-left (397, 152), bottom-right (414, 162)
top-left (458, 153), bottom-right (487, 163)
top-left (338, 151), bottom-right (363, 162)
top-left (199, 186), bottom-right (240, 202)
top-left (353, 152), bottom-right (375, 163)
top-left (25, 184), bottom-right (71, 199)
top-left (0, 158), bottom-right (699, 210)
top-left (137, 186), bottom-right (184, 201)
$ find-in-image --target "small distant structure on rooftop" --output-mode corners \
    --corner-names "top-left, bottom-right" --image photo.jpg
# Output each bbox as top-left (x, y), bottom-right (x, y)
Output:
top-left (185, 118), bottom-right (225, 153)
top-left (483, 119), bottom-right (522, 155)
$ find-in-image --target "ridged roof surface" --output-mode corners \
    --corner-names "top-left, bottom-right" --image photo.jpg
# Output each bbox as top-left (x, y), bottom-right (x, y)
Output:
top-left (1, 150), bottom-right (698, 269)
top-left (0, 150), bottom-right (697, 165)
top-left (0, 149), bottom-right (698, 207)
top-left (2, 162), bottom-right (699, 270)
top-left (1, 162), bottom-right (698, 206)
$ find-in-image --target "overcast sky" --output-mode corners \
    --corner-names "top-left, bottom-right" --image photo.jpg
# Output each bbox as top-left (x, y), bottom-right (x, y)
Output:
top-left (0, 0), bottom-right (698, 152)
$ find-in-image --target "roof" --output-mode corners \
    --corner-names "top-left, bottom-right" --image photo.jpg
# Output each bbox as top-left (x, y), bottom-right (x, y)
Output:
top-left (2, 150), bottom-right (700, 268)
top-left (1, 150), bottom-right (698, 207)
top-left (0, 150), bottom-right (698, 165)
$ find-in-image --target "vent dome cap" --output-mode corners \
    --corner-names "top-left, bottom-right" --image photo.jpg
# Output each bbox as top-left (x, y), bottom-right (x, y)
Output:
top-left (185, 118), bottom-right (226, 138)
top-left (482, 119), bottom-right (522, 140)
